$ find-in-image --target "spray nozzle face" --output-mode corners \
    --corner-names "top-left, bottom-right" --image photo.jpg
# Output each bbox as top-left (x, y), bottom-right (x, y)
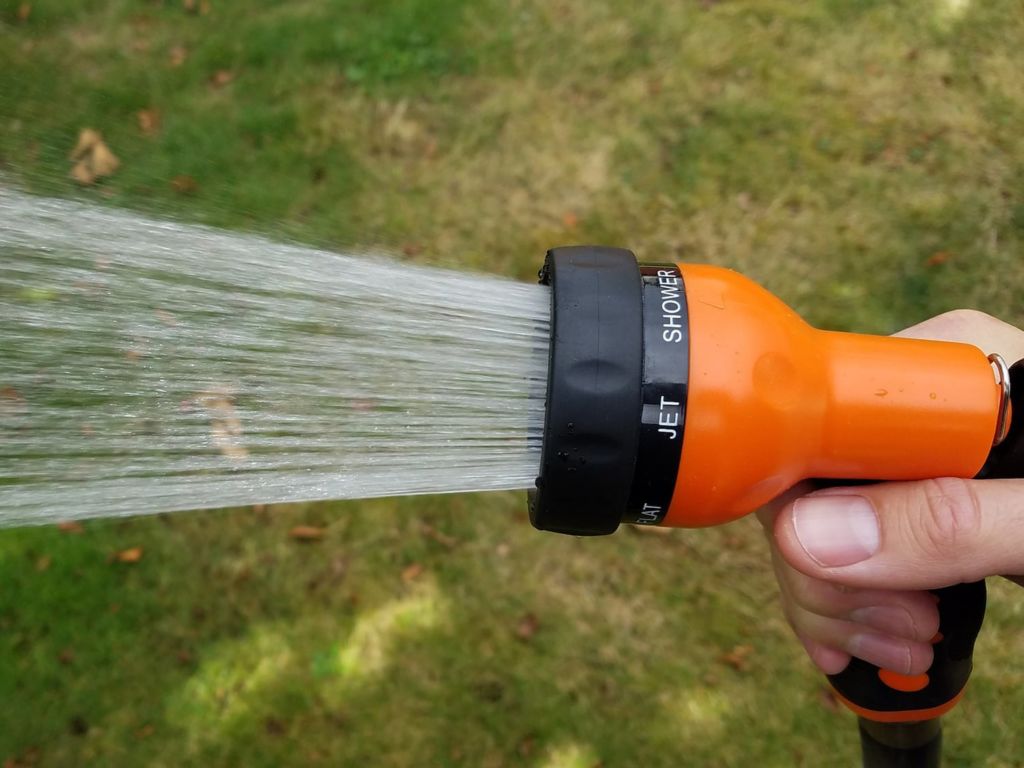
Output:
top-left (529, 247), bottom-right (690, 536)
top-left (531, 248), bottom-right (1004, 536)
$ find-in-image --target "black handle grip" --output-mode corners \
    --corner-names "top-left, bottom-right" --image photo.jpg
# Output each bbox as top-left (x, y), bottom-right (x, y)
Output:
top-left (830, 359), bottom-right (1024, 725)
top-left (828, 581), bottom-right (986, 721)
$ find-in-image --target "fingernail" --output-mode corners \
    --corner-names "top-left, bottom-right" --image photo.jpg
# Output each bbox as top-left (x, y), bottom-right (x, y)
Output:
top-left (850, 606), bottom-right (917, 639)
top-left (791, 495), bottom-right (879, 567)
top-left (848, 633), bottom-right (912, 674)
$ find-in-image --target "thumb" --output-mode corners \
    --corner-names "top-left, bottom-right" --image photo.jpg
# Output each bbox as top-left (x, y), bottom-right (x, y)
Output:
top-left (773, 478), bottom-right (1024, 590)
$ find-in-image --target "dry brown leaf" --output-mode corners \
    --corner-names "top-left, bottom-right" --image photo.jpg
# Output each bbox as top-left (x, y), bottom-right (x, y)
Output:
top-left (561, 211), bottom-right (579, 230)
top-left (70, 161), bottom-right (96, 185)
top-left (515, 613), bottom-right (540, 641)
top-left (17, 3), bottom-right (31, 22)
top-left (115, 547), bottom-right (143, 563)
top-left (57, 521), bottom-right (84, 534)
top-left (181, 0), bottom-right (197, 12)
top-left (401, 562), bottom-right (424, 583)
top-left (169, 44), bottom-right (188, 67)
top-left (69, 128), bottom-right (101, 161)
top-left (137, 109), bottom-right (161, 136)
top-left (718, 643), bottom-right (754, 671)
top-left (420, 523), bottom-right (457, 548)
top-left (517, 736), bottom-right (537, 758)
top-left (58, 647), bottom-right (75, 665)
top-left (69, 129), bottom-right (119, 185)
top-left (926, 251), bottom-right (952, 267)
top-left (289, 525), bottom-right (325, 541)
top-left (210, 69), bottom-right (234, 88)
top-left (197, 389), bottom-right (247, 460)
top-left (90, 142), bottom-right (119, 176)
top-left (154, 309), bottom-right (176, 326)
top-left (264, 717), bottom-right (287, 736)
top-left (171, 174), bottom-right (198, 194)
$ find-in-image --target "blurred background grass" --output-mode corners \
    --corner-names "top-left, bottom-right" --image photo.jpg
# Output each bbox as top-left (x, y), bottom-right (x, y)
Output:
top-left (2, 0), bottom-right (1024, 766)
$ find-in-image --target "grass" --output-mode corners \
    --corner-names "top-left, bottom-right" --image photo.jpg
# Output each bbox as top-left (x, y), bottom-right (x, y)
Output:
top-left (2, 0), bottom-right (1024, 765)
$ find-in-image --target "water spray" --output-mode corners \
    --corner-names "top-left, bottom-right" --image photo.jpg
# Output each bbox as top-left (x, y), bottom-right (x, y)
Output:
top-left (4, 191), bottom-right (1024, 766)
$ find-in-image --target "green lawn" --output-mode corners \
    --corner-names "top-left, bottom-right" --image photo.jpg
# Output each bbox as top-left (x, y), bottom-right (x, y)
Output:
top-left (3, 1), bottom-right (1024, 766)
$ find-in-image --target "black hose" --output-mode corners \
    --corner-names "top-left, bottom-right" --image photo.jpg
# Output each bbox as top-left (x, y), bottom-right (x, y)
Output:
top-left (858, 719), bottom-right (941, 768)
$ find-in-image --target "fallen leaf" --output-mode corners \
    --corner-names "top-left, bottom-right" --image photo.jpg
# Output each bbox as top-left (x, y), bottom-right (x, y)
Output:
top-left (722, 534), bottom-right (746, 550)
top-left (57, 521), bottom-right (84, 534)
top-left (210, 69), bottom-right (234, 88)
top-left (169, 44), bottom-right (188, 67)
top-left (289, 525), bottom-right (325, 541)
top-left (0, 387), bottom-right (28, 424)
top-left (420, 523), bottom-right (457, 548)
top-left (35, 555), bottom-right (51, 572)
top-left (197, 389), bottom-right (247, 460)
top-left (926, 251), bottom-right (952, 267)
top-left (137, 109), bottom-right (161, 136)
top-left (182, 0), bottom-right (197, 12)
top-left (70, 161), bottom-right (96, 185)
top-left (115, 547), bottom-right (143, 563)
top-left (718, 643), bottom-right (754, 672)
top-left (154, 308), bottom-right (176, 326)
top-left (561, 211), bottom-right (579, 230)
top-left (68, 129), bottom-right (119, 185)
top-left (264, 717), bottom-right (287, 736)
top-left (17, 3), bottom-right (31, 22)
top-left (90, 142), bottom-right (119, 175)
top-left (515, 613), bottom-right (540, 641)
top-left (58, 647), bottom-right (75, 665)
top-left (401, 243), bottom-right (422, 257)
top-left (517, 736), bottom-right (537, 757)
top-left (401, 562), bottom-right (423, 583)
top-left (171, 174), bottom-right (198, 194)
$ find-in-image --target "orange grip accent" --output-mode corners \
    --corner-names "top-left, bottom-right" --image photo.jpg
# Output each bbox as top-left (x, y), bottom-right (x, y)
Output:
top-left (831, 687), bottom-right (965, 724)
top-left (877, 669), bottom-right (930, 693)
top-left (663, 264), bottom-right (1000, 528)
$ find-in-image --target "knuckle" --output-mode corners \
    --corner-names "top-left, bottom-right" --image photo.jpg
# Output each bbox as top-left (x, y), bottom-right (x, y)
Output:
top-left (911, 477), bottom-right (983, 558)
top-left (943, 308), bottom-right (989, 326)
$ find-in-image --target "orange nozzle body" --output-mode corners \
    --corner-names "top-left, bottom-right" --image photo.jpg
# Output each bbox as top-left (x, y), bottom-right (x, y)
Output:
top-left (663, 264), bottom-right (1001, 528)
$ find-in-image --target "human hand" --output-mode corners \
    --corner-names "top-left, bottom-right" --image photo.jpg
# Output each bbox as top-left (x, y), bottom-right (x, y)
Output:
top-left (758, 310), bottom-right (1024, 676)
